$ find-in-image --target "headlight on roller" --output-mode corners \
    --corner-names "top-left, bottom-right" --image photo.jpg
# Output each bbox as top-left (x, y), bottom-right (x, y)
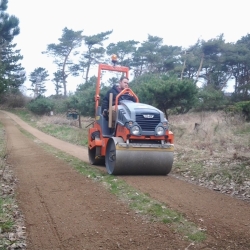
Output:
top-left (156, 126), bottom-right (164, 136)
top-left (131, 125), bottom-right (140, 135)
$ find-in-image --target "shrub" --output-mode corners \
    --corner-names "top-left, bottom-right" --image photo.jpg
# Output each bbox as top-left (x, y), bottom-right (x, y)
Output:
top-left (27, 96), bottom-right (55, 115)
top-left (0, 92), bottom-right (31, 108)
top-left (52, 97), bottom-right (69, 114)
top-left (234, 101), bottom-right (250, 121)
top-left (224, 101), bottom-right (250, 121)
top-left (195, 87), bottom-right (228, 111)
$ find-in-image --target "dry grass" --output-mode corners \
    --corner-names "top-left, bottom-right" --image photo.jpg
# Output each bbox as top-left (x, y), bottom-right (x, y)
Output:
top-left (169, 111), bottom-right (250, 201)
top-left (38, 114), bottom-right (94, 129)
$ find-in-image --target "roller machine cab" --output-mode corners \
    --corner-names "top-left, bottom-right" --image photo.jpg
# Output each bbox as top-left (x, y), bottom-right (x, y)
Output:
top-left (88, 59), bottom-right (174, 175)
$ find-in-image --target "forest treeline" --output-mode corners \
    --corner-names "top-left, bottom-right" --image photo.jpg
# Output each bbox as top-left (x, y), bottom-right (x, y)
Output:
top-left (0, 0), bottom-right (249, 119)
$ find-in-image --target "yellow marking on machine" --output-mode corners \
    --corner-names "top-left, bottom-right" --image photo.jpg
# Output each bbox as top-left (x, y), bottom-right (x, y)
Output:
top-left (116, 143), bottom-right (174, 152)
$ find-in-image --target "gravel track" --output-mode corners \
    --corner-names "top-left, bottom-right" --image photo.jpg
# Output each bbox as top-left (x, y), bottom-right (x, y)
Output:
top-left (1, 110), bottom-right (250, 250)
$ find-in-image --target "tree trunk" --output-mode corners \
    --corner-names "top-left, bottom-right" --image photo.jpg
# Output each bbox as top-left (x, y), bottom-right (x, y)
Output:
top-left (195, 53), bottom-right (204, 83)
top-left (180, 51), bottom-right (187, 80)
top-left (220, 73), bottom-right (232, 91)
top-left (63, 80), bottom-right (67, 96)
top-left (62, 48), bottom-right (72, 96)
top-left (78, 113), bottom-right (82, 129)
top-left (85, 64), bottom-right (90, 83)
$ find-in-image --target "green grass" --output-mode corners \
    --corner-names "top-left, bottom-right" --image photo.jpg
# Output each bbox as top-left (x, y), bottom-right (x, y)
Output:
top-left (0, 124), bottom-right (15, 237)
top-left (10, 108), bottom-right (38, 126)
top-left (40, 124), bottom-right (88, 146)
top-left (0, 198), bottom-right (14, 233)
top-left (10, 109), bottom-right (89, 146)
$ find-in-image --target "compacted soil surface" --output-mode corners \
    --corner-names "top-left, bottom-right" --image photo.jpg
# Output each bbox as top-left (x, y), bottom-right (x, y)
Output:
top-left (1, 110), bottom-right (250, 250)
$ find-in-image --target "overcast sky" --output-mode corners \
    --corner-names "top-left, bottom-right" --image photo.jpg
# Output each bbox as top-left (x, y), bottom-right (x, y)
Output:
top-left (8, 0), bottom-right (250, 96)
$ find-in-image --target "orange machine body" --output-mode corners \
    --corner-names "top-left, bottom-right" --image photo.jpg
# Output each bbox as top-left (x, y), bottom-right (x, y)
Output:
top-left (88, 61), bottom-right (174, 175)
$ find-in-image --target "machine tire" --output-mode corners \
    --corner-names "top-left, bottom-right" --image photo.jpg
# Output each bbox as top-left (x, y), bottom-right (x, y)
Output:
top-left (88, 147), bottom-right (105, 165)
top-left (105, 137), bottom-right (123, 175)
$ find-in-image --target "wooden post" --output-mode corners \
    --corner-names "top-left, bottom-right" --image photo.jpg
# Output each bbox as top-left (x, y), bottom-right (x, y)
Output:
top-left (78, 112), bottom-right (82, 128)
top-left (108, 93), bottom-right (113, 128)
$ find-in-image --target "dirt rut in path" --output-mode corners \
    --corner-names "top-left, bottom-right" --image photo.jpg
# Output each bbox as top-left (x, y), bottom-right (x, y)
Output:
top-left (2, 111), bottom-right (250, 249)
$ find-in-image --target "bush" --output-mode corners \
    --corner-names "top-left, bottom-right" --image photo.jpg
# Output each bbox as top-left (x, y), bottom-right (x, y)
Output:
top-left (52, 97), bottom-right (69, 114)
top-left (195, 87), bottom-right (228, 111)
top-left (224, 101), bottom-right (250, 121)
top-left (27, 96), bottom-right (55, 115)
top-left (235, 101), bottom-right (250, 121)
top-left (0, 92), bottom-right (31, 108)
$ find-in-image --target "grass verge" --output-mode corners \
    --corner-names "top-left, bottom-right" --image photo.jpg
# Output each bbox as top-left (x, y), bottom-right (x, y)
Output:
top-left (0, 122), bottom-right (26, 249)
top-left (10, 109), bottom-right (88, 146)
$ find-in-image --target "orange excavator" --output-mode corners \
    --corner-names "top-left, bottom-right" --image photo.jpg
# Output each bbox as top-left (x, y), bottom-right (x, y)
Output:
top-left (88, 56), bottom-right (174, 175)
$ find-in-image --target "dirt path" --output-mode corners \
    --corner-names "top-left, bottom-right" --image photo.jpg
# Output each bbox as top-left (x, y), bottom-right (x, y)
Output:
top-left (1, 110), bottom-right (250, 249)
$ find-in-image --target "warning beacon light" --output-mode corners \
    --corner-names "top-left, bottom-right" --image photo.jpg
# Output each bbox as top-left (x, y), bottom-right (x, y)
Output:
top-left (111, 54), bottom-right (118, 65)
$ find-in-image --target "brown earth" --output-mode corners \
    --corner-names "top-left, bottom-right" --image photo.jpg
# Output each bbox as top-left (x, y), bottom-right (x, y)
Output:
top-left (1, 110), bottom-right (250, 250)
